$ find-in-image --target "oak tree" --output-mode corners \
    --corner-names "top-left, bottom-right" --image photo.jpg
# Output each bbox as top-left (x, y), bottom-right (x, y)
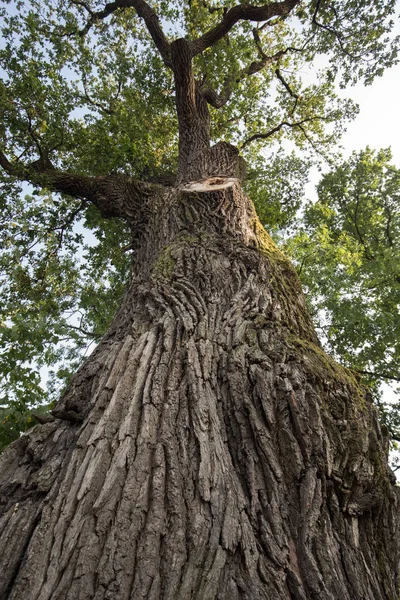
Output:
top-left (0, 1), bottom-right (399, 598)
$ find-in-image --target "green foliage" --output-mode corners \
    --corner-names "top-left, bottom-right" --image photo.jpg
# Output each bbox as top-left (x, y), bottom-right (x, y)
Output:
top-left (284, 147), bottom-right (400, 437)
top-left (245, 151), bottom-right (311, 232)
top-left (1, 0), bottom-right (397, 174)
top-left (0, 0), bottom-right (399, 449)
top-left (0, 187), bottom-right (130, 447)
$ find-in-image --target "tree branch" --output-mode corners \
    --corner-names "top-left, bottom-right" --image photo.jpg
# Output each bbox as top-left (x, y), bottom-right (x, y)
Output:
top-left (191, 0), bottom-right (300, 56)
top-left (1, 148), bottom-right (94, 198)
top-left (200, 80), bottom-right (232, 109)
top-left (241, 116), bottom-right (325, 149)
top-left (356, 369), bottom-right (400, 383)
top-left (383, 201), bottom-right (394, 247)
top-left (199, 0), bottom-right (224, 14)
top-left (244, 48), bottom-right (287, 78)
top-left (0, 147), bottom-right (157, 220)
top-left (337, 190), bottom-right (375, 261)
top-left (275, 68), bottom-right (300, 100)
top-left (200, 49), bottom-right (287, 109)
top-left (71, 0), bottom-right (95, 15)
top-left (241, 121), bottom-right (293, 148)
top-left (79, 0), bottom-right (172, 67)
top-left (312, 0), bottom-right (357, 60)
top-left (80, 78), bottom-right (115, 116)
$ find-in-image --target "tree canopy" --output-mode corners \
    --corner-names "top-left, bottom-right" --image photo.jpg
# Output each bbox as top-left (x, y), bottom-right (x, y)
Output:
top-left (284, 147), bottom-right (400, 442)
top-left (0, 0), bottom-right (399, 450)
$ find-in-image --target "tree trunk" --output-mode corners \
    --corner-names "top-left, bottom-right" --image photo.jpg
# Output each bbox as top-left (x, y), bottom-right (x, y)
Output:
top-left (0, 179), bottom-right (398, 600)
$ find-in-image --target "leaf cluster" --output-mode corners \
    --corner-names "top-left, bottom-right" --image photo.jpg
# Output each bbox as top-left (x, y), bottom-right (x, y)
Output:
top-left (284, 147), bottom-right (400, 438)
top-left (0, 183), bottom-right (130, 449)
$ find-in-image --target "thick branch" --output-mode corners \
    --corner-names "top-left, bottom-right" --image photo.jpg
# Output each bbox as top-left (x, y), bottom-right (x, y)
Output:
top-left (191, 0), bottom-right (300, 56)
top-left (200, 81), bottom-right (231, 109)
top-left (172, 39), bottom-right (211, 183)
top-left (1, 149), bottom-right (95, 198)
top-left (79, 0), bottom-right (171, 66)
top-left (0, 148), bottom-right (156, 220)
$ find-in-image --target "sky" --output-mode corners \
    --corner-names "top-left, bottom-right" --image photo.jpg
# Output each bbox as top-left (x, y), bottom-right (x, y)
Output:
top-left (339, 62), bottom-right (400, 163)
top-left (298, 56), bottom-right (400, 202)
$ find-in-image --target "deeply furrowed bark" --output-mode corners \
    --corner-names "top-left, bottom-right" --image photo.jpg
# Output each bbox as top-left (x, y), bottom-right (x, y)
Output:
top-left (0, 179), bottom-right (398, 600)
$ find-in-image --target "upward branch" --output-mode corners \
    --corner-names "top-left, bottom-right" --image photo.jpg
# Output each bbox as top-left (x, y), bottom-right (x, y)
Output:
top-left (200, 48), bottom-right (287, 109)
top-left (191, 0), bottom-right (300, 56)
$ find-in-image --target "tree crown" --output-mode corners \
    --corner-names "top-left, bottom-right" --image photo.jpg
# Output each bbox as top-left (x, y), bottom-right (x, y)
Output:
top-left (0, 0), bottom-right (399, 449)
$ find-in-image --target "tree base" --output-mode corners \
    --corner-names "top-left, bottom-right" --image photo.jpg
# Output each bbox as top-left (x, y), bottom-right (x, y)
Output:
top-left (0, 183), bottom-right (398, 599)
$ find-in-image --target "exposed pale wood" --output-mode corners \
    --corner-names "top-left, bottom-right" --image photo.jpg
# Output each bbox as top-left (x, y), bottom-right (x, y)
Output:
top-left (181, 176), bottom-right (238, 192)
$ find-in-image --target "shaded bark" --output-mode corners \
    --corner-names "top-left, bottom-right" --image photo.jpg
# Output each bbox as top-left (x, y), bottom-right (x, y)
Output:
top-left (0, 179), bottom-right (398, 599)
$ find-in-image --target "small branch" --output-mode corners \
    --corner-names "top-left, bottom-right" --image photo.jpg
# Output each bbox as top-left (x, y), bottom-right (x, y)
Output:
top-left (275, 68), bottom-right (300, 100)
top-left (295, 122), bottom-right (333, 156)
top-left (199, 0), bottom-right (223, 14)
top-left (356, 369), bottom-right (400, 383)
top-left (297, 249), bottom-right (317, 276)
top-left (49, 199), bottom-right (88, 256)
top-left (81, 78), bottom-right (115, 115)
top-left (243, 48), bottom-right (286, 78)
top-left (201, 49), bottom-right (286, 109)
top-left (339, 190), bottom-right (375, 261)
top-left (353, 191), bottom-right (374, 260)
top-left (383, 201), bottom-right (394, 247)
top-left (241, 121), bottom-right (292, 148)
top-left (26, 112), bottom-right (44, 158)
top-left (241, 116), bottom-right (325, 149)
top-left (312, 0), bottom-right (357, 60)
top-left (66, 323), bottom-right (97, 338)
top-left (191, 0), bottom-right (300, 56)
top-left (71, 0), bottom-right (94, 14)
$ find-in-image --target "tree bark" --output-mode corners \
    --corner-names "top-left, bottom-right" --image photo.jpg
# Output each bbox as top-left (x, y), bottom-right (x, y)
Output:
top-left (0, 179), bottom-right (398, 599)
top-left (172, 38), bottom-right (212, 184)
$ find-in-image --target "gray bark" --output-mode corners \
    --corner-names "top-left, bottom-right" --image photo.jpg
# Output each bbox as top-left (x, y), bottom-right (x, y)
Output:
top-left (0, 180), bottom-right (398, 599)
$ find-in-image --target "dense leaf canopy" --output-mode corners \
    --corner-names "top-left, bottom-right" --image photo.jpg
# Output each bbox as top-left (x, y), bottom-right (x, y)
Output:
top-left (0, 0), bottom-right (399, 449)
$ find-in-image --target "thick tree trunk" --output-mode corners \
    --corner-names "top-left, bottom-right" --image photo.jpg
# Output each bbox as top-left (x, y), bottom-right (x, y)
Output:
top-left (172, 38), bottom-right (212, 184)
top-left (0, 179), bottom-right (398, 599)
